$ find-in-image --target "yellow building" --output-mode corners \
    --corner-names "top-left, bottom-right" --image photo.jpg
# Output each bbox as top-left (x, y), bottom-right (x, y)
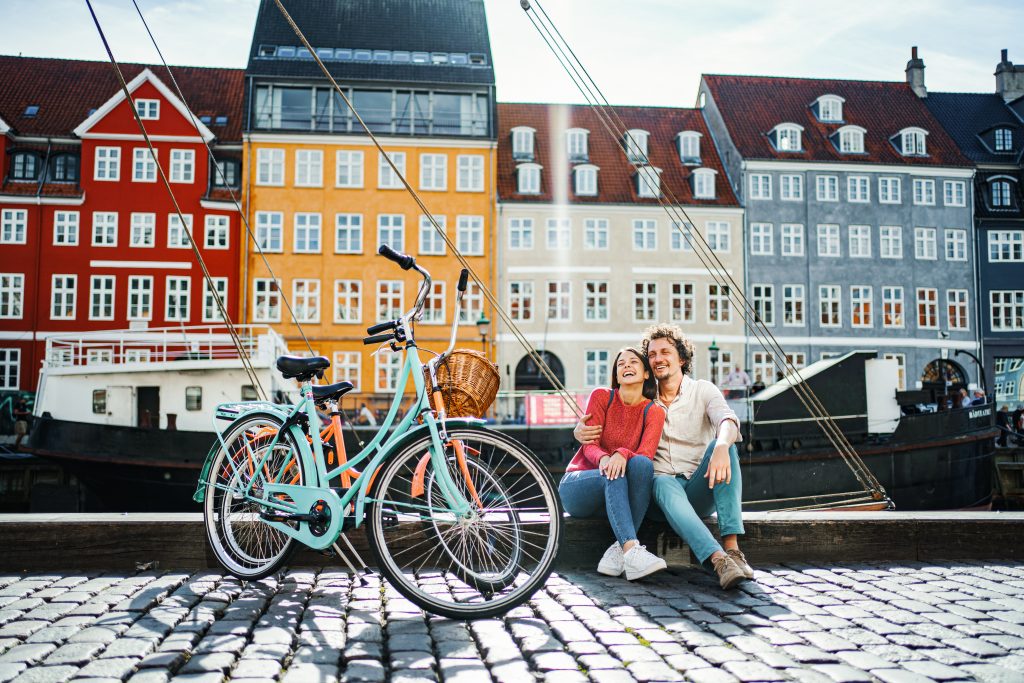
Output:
top-left (240, 0), bottom-right (498, 411)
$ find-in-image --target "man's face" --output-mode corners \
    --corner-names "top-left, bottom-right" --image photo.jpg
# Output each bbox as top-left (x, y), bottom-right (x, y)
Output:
top-left (647, 338), bottom-right (684, 382)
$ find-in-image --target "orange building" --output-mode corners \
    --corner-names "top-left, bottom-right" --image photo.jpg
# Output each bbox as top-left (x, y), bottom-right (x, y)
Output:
top-left (240, 0), bottom-right (497, 410)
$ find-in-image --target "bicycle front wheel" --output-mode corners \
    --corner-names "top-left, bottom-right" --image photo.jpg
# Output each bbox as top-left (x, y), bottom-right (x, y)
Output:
top-left (203, 412), bottom-right (303, 580)
top-left (366, 426), bottom-right (561, 620)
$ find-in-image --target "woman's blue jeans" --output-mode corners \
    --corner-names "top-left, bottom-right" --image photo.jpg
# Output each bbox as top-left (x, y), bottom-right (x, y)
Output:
top-left (650, 439), bottom-right (744, 566)
top-left (558, 457), bottom-right (655, 546)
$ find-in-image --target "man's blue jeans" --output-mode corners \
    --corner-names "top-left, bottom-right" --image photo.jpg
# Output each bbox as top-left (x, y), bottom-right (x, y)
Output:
top-left (558, 457), bottom-right (654, 546)
top-left (652, 439), bottom-right (744, 565)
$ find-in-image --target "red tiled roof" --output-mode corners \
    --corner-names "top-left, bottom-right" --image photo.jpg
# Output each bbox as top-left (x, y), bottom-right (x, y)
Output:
top-left (496, 103), bottom-right (739, 206)
top-left (701, 74), bottom-right (972, 167)
top-left (0, 55), bottom-right (244, 141)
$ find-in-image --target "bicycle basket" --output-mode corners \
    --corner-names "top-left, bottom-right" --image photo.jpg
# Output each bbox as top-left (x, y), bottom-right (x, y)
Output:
top-left (429, 349), bottom-right (500, 418)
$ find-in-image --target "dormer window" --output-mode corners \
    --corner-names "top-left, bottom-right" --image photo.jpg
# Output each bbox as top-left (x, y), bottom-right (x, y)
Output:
top-left (50, 154), bottom-right (79, 182)
top-left (677, 131), bottom-right (701, 164)
top-left (836, 125), bottom-right (866, 154)
top-left (636, 165), bottom-right (661, 198)
top-left (11, 152), bottom-right (40, 181)
top-left (624, 129), bottom-right (649, 163)
top-left (814, 95), bottom-right (845, 122)
top-left (511, 126), bottom-right (535, 161)
top-left (990, 177), bottom-right (1016, 208)
top-left (134, 99), bottom-right (160, 120)
top-left (566, 128), bottom-right (589, 162)
top-left (212, 159), bottom-right (241, 188)
top-left (995, 128), bottom-right (1014, 152)
top-left (771, 123), bottom-right (804, 152)
top-left (897, 127), bottom-right (927, 156)
top-left (574, 165), bottom-right (598, 196)
top-left (517, 163), bottom-right (541, 194)
top-left (692, 168), bottom-right (717, 199)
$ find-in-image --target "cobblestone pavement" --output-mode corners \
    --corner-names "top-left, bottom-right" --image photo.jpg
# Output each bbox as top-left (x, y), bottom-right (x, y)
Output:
top-left (1, 561), bottom-right (1024, 683)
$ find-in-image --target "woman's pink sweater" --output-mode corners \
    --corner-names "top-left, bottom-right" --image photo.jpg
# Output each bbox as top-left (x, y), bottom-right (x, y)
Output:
top-left (565, 388), bottom-right (666, 473)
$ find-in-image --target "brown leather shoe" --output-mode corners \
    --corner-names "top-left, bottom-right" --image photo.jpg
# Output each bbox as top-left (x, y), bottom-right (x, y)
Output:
top-left (726, 548), bottom-right (754, 579)
top-left (711, 554), bottom-right (745, 590)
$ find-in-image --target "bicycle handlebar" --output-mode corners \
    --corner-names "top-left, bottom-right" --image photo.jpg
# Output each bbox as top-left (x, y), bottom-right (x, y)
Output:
top-left (366, 320), bottom-right (398, 335)
top-left (378, 244), bottom-right (416, 270)
top-left (457, 269), bottom-right (469, 293)
top-left (363, 333), bottom-right (396, 346)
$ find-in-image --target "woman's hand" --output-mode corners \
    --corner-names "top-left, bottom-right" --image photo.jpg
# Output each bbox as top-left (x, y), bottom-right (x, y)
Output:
top-left (704, 443), bottom-right (732, 489)
top-left (601, 452), bottom-right (628, 480)
top-left (574, 414), bottom-right (602, 445)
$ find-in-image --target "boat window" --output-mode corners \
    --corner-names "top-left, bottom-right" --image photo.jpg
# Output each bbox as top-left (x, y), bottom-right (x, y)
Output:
top-left (186, 386), bottom-right (203, 411)
top-left (241, 385), bottom-right (258, 401)
top-left (92, 390), bottom-right (107, 414)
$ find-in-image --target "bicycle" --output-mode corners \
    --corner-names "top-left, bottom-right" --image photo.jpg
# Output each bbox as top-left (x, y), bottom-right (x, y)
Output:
top-left (195, 245), bottom-right (563, 619)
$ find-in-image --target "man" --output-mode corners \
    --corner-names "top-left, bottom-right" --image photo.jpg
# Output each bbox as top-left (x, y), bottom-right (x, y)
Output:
top-left (358, 402), bottom-right (377, 426)
top-left (575, 323), bottom-right (751, 589)
top-left (13, 397), bottom-right (30, 449)
top-left (970, 390), bottom-right (986, 406)
top-left (996, 405), bottom-right (1010, 448)
top-left (721, 366), bottom-right (751, 399)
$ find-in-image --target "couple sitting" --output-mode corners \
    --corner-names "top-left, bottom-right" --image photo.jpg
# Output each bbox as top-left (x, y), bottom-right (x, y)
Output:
top-left (559, 323), bottom-right (753, 589)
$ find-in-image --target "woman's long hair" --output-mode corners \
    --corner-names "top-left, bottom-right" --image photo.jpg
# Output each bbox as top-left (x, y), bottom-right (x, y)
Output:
top-left (610, 347), bottom-right (658, 401)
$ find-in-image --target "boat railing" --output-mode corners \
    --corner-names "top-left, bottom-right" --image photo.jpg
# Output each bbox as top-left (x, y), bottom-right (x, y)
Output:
top-left (41, 325), bottom-right (290, 371)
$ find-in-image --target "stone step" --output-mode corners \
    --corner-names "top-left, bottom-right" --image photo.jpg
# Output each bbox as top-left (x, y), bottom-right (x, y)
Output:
top-left (2, 511), bottom-right (1023, 572)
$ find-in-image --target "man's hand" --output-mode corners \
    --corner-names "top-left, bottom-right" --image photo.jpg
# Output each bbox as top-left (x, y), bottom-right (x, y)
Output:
top-left (704, 442), bottom-right (732, 489)
top-left (601, 452), bottom-right (627, 480)
top-left (574, 414), bottom-right (602, 445)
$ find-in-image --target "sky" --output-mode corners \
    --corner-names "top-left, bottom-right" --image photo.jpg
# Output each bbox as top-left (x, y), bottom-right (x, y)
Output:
top-left (2, 0), bottom-right (1022, 107)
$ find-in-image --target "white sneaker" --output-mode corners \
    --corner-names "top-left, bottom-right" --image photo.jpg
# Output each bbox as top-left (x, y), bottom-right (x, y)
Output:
top-left (623, 544), bottom-right (667, 581)
top-left (596, 542), bottom-right (624, 576)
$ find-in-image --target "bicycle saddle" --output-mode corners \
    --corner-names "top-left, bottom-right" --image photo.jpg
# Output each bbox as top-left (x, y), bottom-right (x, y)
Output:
top-left (311, 381), bottom-right (355, 402)
top-left (276, 355), bottom-right (330, 380)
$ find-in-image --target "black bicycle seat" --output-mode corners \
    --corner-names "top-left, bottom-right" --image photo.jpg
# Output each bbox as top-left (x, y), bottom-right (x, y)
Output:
top-left (276, 355), bottom-right (330, 380)
top-left (312, 381), bottom-right (355, 402)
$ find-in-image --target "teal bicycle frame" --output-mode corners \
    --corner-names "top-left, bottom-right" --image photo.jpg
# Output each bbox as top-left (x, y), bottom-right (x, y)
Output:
top-left (198, 283), bottom-right (484, 554)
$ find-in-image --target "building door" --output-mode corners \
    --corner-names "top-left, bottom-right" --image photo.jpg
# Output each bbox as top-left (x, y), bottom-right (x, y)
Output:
top-left (137, 386), bottom-right (160, 429)
top-left (514, 351), bottom-right (565, 391)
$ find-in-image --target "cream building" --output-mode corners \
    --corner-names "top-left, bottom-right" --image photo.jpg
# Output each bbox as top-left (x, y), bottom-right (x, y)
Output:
top-left (495, 103), bottom-right (745, 407)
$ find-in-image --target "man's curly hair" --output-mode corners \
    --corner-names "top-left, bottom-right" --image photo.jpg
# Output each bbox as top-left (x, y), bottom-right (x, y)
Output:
top-left (641, 323), bottom-right (695, 376)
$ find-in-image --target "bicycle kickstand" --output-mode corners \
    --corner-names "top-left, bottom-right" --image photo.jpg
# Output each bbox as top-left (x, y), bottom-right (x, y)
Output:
top-left (333, 532), bottom-right (373, 585)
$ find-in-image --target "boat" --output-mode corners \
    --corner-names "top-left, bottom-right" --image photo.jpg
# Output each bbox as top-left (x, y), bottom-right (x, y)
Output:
top-left (24, 328), bottom-right (995, 512)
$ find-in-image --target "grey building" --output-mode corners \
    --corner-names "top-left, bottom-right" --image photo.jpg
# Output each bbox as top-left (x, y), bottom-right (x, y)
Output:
top-left (925, 50), bottom-right (1024, 408)
top-left (698, 60), bottom-right (979, 392)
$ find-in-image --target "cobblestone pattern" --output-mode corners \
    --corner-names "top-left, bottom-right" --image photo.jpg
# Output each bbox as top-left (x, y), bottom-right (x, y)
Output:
top-left (0, 561), bottom-right (1022, 682)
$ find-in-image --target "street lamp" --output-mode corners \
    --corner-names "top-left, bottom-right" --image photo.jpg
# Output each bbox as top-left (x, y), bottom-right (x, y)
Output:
top-left (708, 339), bottom-right (720, 386)
top-left (476, 313), bottom-right (491, 353)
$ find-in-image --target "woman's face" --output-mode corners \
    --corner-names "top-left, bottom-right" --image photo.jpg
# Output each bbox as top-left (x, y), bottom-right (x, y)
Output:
top-left (616, 351), bottom-right (648, 387)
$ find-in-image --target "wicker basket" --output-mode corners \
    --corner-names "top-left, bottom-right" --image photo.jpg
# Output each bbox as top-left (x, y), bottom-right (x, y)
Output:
top-left (429, 349), bottom-right (500, 418)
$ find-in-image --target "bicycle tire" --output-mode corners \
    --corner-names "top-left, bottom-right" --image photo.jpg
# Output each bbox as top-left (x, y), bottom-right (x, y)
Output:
top-left (365, 426), bottom-right (562, 620)
top-left (203, 411), bottom-right (303, 580)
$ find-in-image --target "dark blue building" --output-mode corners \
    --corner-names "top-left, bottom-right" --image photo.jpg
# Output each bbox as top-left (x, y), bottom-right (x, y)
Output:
top-left (925, 50), bottom-right (1024, 408)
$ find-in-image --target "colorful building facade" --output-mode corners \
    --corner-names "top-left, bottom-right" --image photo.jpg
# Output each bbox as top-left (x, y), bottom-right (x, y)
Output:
top-left (0, 57), bottom-right (243, 394)
top-left (241, 0), bottom-right (497, 407)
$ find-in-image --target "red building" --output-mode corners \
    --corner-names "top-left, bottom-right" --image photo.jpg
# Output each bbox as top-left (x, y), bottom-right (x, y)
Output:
top-left (0, 56), bottom-right (244, 391)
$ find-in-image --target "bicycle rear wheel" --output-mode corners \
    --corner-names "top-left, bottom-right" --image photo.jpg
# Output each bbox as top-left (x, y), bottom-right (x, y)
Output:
top-left (366, 426), bottom-right (561, 620)
top-left (203, 412), bottom-right (303, 580)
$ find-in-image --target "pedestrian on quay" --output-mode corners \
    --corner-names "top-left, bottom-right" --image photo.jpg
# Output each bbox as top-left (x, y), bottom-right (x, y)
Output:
top-left (12, 397), bottom-right (30, 450)
top-left (959, 388), bottom-right (972, 408)
top-left (575, 324), bottom-right (753, 589)
top-left (996, 405), bottom-right (1010, 448)
top-left (559, 347), bottom-right (668, 581)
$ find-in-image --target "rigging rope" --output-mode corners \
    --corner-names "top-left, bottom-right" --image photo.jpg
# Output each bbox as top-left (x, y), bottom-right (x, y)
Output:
top-left (129, 0), bottom-right (318, 361)
top-left (269, 0), bottom-right (584, 419)
top-left (84, 0), bottom-right (269, 402)
top-left (521, 0), bottom-right (888, 504)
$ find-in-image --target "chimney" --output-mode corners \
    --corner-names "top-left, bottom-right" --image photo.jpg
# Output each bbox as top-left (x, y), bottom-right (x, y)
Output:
top-left (995, 49), bottom-right (1024, 103)
top-left (906, 46), bottom-right (926, 98)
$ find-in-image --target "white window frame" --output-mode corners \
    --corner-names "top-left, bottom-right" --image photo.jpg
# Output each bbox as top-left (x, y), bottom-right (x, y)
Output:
top-left (692, 168), bottom-right (716, 199)
top-left (133, 148), bottom-right (157, 183)
top-left (89, 275), bottom-right (115, 321)
top-left (780, 174), bottom-right (803, 201)
top-left (707, 221), bottom-right (730, 253)
top-left (456, 216), bottom-right (484, 256)
top-left (333, 280), bottom-right (362, 324)
top-left (509, 281), bottom-right (534, 322)
top-left (546, 281), bottom-right (571, 322)
top-left (256, 148), bottom-right (285, 186)
top-left (879, 177), bottom-right (902, 204)
top-left (678, 131), bottom-right (701, 163)
top-left (516, 163), bottom-right (541, 194)
top-left (708, 284), bottom-right (731, 324)
top-left (293, 213), bottom-right (322, 254)
top-left (165, 276), bottom-right (191, 322)
top-left (167, 213), bottom-right (193, 249)
top-left (128, 213), bottom-right (155, 248)
top-left (838, 126), bottom-right (865, 153)
top-left (252, 278), bottom-right (281, 323)
top-left (815, 175), bottom-right (839, 202)
top-left (632, 219), bottom-right (657, 251)
top-left (419, 215), bottom-right (446, 256)
top-left (819, 285), bottom-right (841, 328)
top-left (780, 224), bottom-right (804, 257)
top-left (584, 218), bottom-right (608, 250)
top-left (334, 214), bottom-right (363, 254)
top-left (332, 351), bottom-right (361, 390)
top-left (574, 165), bottom-right (598, 196)
top-left (0, 209), bottom-right (27, 244)
top-left (169, 149), bottom-right (195, 184)
top-left (990, 291), bottom-right (1024, 331)
top-left (880, 226), bottom-right (903, 259)
top-left (847, 175), bottom-right (870, 203)
top-left (882, 286), bottom-right (905, 329)
top-left (50, 274), bottom-right (77, 321)
top-left (913, 178), bottom-right (936, 206)
top-left (0, 274), bottom-right (25, 320)
top-left (294, 149), bottom-right (324, 187)
top-left (456, 154), bottom-right (484, 192)
top-left (637, 166), bottom-right (662, 198)
top-left (376, 280), bottom-right (404, 322)
top-left (624, 129), bottom-right (649, 162)
top-left (204, 215), bottom-right (229, 250)
top-left (774, 124), bottom-right (803, 151)
top-left (900, 128), bottom-right (927, 156)
top-left (944, 228), bottom-right (967, 262)
top-left (782, 284), bottom-right (805, 326)
top-left (379, 151), bottom-right (407, 190)
top-left (670, 282), bottom-right (695, 324)
top-left (914, 227), bottom-right (937, 261)
top-left (817, 224), bottom-right (840, 257)
top-left (916, 287), bottom-right (939, 330)
top-left (422, 281), bottom-right (446, 325)
top-left (202, 277), bottom-right (228, 323)
top-left (988, 230), bottom-right (1024, 262)
top-left (92, 212), bottom-right (118, 247)
top-left (632, 281), bottom-right (658, 323)
top-left (127, 275), bottom-right (153, 322)
top-left (377, 214), bottom-right (405, 252)
top-left (944, 180), bottom-right (966, 207)
top-left (0, 349), bottom-right (20, 390)
top-left (816, 95), bottom-right (844, 122)
top-left (583, 280), bottom-right (609, 322)
top-left (335, 150), bottom-right (364, 188)
top-left (546, 218), bottom-right (571, 250)
top-left (584, 350), bottom-right (610, 388)
top-left (94, 146), bottom-right (120, 181)
top-left (53, 211), bottom-right (80, 246)
top-left (508, 217), bottom-right (534, 250)
top-left (292, 279), bottom-right (321, 324)
top-left (375, 353), bottom-right (403, 393)
top-left (947, 289), bottom-right (969, 331)
top-left (255, 211), bottom-right (283, 252)
top-left (749, 174), bottom-right (772, 200)
top-left (752, 284), bottom-right (774, 326)
top-left (419, 153), bottom-right (447, 191)
top-left (511, 127), bottom-right (535, 159)
top-left (750, 223), bottom-right (774, 256)
top-left (850, 285), bottom-right (873, 328)
top-left (849, 225), bottom-right (871, 258)
top-left (135, 98), bottom-right (159, 119)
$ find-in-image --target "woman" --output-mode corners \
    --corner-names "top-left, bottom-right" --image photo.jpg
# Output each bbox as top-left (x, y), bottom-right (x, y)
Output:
top-left (559, 347), bottom-right (667, 580)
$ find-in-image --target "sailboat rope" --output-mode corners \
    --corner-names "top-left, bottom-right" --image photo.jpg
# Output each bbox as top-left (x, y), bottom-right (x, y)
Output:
top-left (84, 0), bottom-right (269, 402)
top-left (269, 0), bottom-right (584, 418)
top-left (522, 0), bottom-right (888, 501)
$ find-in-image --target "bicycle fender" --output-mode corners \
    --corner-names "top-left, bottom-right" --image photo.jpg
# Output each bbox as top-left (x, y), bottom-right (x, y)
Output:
top-left (192, 440), bottom-right (220, 503)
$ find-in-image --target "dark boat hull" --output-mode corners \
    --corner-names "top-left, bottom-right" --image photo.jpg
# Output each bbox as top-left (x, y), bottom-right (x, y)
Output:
top-left (26, 411), bottom-right (995, 512)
